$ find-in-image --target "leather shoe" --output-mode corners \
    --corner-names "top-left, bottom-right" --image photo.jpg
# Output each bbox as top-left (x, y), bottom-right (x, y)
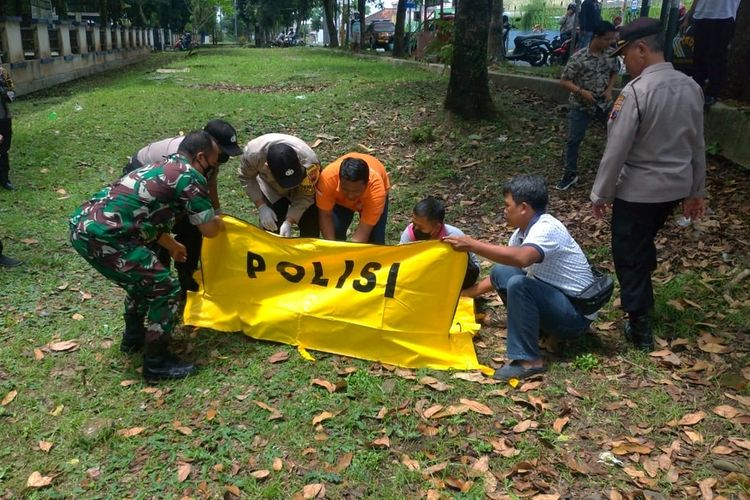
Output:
top-left (0, 254), bottom-right (22, 267)
top-left (624, 319), bottom-right (654, 352)
top-left (1, 181), bottom-right (13, 190)
top-left (143, 351), bottom-right (197, 381)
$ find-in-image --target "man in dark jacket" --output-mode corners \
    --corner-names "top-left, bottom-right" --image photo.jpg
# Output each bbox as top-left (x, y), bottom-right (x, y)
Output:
top-left (577, 0), bottom-right (602, 50)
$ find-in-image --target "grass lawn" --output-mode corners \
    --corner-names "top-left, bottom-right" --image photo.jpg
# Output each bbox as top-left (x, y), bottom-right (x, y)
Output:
top-left (0, 47), bottom-right (748, 498)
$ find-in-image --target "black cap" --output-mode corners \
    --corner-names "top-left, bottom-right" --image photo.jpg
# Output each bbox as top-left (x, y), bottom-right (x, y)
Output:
top-left (204, 119), bottom-right (243, 156)
top-left (267, 143), bottom-right (305, 189)
top-left (611, 17), bottom-right (662, 56)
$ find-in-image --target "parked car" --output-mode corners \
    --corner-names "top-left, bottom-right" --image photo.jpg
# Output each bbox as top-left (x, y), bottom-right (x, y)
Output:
top-left (366, 20), bottom-right (395, 50)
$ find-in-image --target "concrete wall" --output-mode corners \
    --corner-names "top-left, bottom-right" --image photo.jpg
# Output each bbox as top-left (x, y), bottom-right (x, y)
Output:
top-left (0, 17), bottom-right (155, 97)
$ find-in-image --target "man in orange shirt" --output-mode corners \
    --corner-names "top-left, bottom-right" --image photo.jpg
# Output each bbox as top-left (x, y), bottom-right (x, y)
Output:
top-left (316, 153), bottom-right (391, 244)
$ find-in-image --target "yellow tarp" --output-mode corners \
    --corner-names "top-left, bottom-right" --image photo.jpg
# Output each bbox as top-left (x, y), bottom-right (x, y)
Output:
top-left (184, 216), bottom-right (488, 373)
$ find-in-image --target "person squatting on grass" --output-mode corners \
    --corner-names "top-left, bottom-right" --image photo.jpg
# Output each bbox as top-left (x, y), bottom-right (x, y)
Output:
top-left (443, 175), bottom-right (598, 381)
top-left (591, 18), bottom-right (706, 351)
top-left (316, 153), bottom-right (391, 244)
top-left (69, 131), bottom-right (225, 381)
top-left (238, 133), bottom-right (322, 238)
top-left (123, 119), bottom-right (243, 296)
top-left (400, 196), bottom-right (480, 290)
top-left (557, 20), bottom-right (620, 191)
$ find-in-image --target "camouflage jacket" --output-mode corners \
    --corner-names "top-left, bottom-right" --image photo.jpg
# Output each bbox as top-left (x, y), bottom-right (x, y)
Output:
top-left (561, 47), bottom-right (620, 113)
top-left (69, 154), bottom-right (215, 246)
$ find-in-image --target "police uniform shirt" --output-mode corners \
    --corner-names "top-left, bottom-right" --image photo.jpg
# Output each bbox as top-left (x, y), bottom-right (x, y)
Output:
top-left (591, 62), bottom-right (706, 205)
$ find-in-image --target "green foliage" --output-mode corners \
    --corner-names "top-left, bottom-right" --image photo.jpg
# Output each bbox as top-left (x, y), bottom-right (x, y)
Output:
top-left (410, 124), bottom-right (435, 144)
top-left (572, 353), bottom-right (599, 372)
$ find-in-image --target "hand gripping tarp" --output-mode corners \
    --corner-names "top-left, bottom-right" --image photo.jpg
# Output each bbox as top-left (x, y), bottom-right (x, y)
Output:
top-left (184, 216), bottom-right (489, 373)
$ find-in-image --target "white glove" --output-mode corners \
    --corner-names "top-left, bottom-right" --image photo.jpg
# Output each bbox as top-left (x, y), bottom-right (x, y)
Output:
top-left (279, 220), bottom-right (293, 238)
top-left (6, 91), bottom-right (15, 102)
top-left (258, 205), bottom-right (278, 231)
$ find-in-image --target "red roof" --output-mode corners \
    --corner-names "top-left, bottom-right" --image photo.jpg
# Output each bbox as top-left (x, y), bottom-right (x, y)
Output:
top-left (365, 8), bottom-right (396, 24)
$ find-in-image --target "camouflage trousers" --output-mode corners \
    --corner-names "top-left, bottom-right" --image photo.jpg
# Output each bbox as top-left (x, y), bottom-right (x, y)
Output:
top-left (69, 229), bottom-right (180, 344)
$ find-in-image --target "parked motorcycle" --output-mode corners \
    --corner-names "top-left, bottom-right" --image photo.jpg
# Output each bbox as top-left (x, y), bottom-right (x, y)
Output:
top-left (505, 33), bottom-right (550, 67)
top-left (548, 35), bottom-right (572, 65)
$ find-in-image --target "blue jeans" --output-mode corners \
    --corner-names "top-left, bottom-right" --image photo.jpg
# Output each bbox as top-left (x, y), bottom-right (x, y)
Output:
top-left (490, 264), bottom-right (591, 361)
top-left (564, 106), bottom-right (609, 176)
top-left (333, 197), bottom-right (389, 244)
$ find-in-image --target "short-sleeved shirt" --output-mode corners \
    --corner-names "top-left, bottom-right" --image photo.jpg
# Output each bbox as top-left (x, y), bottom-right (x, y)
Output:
top-left (238, 134), bottom-right (320, 223)
top-left (69, 154), bottom-right (215, 246)
top-left (694, 0), bottom-right (740, 19)
top-left (400, 223), bottom-right (481, 269)
top-left (315, 153), bottom-right (391, 226)
top-left (509, 213), bottom-right (594, 295)
top-left (133, 136), bottom-right (184, 166)
top-left (561, 47), bottom-right (620, 112)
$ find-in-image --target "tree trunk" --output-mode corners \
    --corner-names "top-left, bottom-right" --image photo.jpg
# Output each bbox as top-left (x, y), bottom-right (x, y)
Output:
top-left (322, 0), bottom-right (339, 47)
top-left (393, 0), bottom-right (407, 57)
top-left (358, 0), bottom-right (366, 47)
top-left (726, 1), bottom-right (750, 101)
top-left (444, 0), bottom-right (495, 119)
top-left (487, 0), bottom-right (504, 62)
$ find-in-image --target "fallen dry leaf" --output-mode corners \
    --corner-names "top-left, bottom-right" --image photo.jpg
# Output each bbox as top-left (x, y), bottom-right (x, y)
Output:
top-left (1, 390), bottom-right (17, 406)
top-left (422, 404), bottom-right (443, 419)
top-left (206, 408), bottom-right (217, 421)
top-left (311, 378), bottom-right (336, 393)
top-left (519, 381), bottom-right (542, 392)
top-left (371, 436), bottom-right (390, 448)
top-left (470, 456), bottom-right (490, 475)
top-left (553, 416), bottom-right (570, 433)
top-left (254, 401), bottom-right (283, 421)
top-left (430, 404), bottom-right (469, 419)
top-left (26, 471), bottom-right (52, 488)
top-left (21, 237), bottom-right (40, 245)
top-left (225, 484), bottom-right (241, 496)
top-left (512, 419), bottom-right (536, 433)
top-left (302, 483), bottom-right (325, 499)
top-left (120, 380), bottom-right (138, 387)
top-left (678, 411), bottom-right (707, 426)
top-left (250, 469), bottom-right (271, 480)
top-left (71, 313), bottom-right (85, 321)
top-left (48, 340), bottom-right (79, 352)
top-left (713, 405), bottom-right (742, 420)
top-left (420, 376), bottom-right (453, 392)
top-left (710, 446), bottom-right (734, 455)
top-left (38, 441), bottom-right (53, 453)
top-left (34, 349), bottom-right (44, 361)
top-left (49, 405), bottom-right (64, 416)
top-left (421, 461), bottom-right (448, 477)
top-left (460, 398), bottom-right (494, 416)
top-left (698, 477), bottom-right (716, 499)
top-left (117, 427), bottom-right (145, 437)
top-left (272, 458), bottom-right (283, 471)
top-left (684, 429), bottom-right (704, 444)
top-left (728, 437), bottom-right (750, 450)
top-left (267, 351), bottom-right (289, 364)
top-left (312, 411), bottom-right (334, 425)
top-left (175, 426), bottom-right (192, 436)
top-left (177, 463), bottom-right (191, 482)
top-left (333, 452), bottom-right (353, 473)
top-left (401, 454), bottom-right (420, 471)
top-left (451, 372), bottom-right (486, 383)
top-left (445, 477), bottom-right (473, 493)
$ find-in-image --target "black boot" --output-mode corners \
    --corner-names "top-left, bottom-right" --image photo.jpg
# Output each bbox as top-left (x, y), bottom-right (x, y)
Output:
top-left (120, 313), bottom-right (146, 353)
top-left (142, 338), bottom-right (197, 381)
top-left (624, 312), bottom-right (653, 352)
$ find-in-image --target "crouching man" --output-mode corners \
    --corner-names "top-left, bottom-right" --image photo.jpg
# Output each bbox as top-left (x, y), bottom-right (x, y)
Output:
top-left (443, 175), bottom-right (597, 381)
top-left (69, 131), bottom-right (225, 381)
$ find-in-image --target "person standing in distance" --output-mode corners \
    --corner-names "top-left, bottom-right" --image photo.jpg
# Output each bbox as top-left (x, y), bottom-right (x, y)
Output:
top-left (591, 18), bottom-right (706, 351)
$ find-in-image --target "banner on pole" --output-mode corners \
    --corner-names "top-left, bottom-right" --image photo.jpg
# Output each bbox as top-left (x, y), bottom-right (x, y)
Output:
top-left (184, 216), bottom-right (489, 373)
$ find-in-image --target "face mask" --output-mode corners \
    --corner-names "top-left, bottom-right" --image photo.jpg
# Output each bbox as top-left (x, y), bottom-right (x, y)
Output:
top-left (412, 227), bottom-right (432, 241)
top-left (218, 152), bottom-right (229, 164)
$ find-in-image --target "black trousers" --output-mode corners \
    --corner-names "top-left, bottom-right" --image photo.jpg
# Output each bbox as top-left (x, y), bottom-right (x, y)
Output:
top-left (0, 118), bottom-right (12, 184)
top-left (611, 198), bottom-right (679, 314)
top-left (269, 198), bottom-right (320, 237)
top-left (692, 17), bottom-right (736, 98)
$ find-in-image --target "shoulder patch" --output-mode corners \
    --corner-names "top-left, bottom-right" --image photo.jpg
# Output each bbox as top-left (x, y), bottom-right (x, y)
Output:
top-left (609, 94), bottom-right (625, 121)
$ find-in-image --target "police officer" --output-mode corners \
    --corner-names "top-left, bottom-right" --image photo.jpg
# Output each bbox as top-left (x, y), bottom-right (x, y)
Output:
top-left (238, 133), bottom-right (321, 238)
top-left (70, 131), bottom-right (225, 381)
top-left (590, 18), bottom-right (706, 351)
top-left (124, 119), bottom-right (242, 294)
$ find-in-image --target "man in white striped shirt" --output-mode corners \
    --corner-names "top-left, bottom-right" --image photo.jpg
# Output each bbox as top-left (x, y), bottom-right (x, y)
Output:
top-left (443, 175), bottom-right (596, 381)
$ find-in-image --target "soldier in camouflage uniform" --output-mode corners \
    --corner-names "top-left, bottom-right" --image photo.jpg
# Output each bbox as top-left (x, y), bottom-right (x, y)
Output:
top-left (69, 130), bottom-right (225, 381)
top-left (557, 20), bottom-right (620, 191)
top-left (0, 66), bottom-right (16, 190)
